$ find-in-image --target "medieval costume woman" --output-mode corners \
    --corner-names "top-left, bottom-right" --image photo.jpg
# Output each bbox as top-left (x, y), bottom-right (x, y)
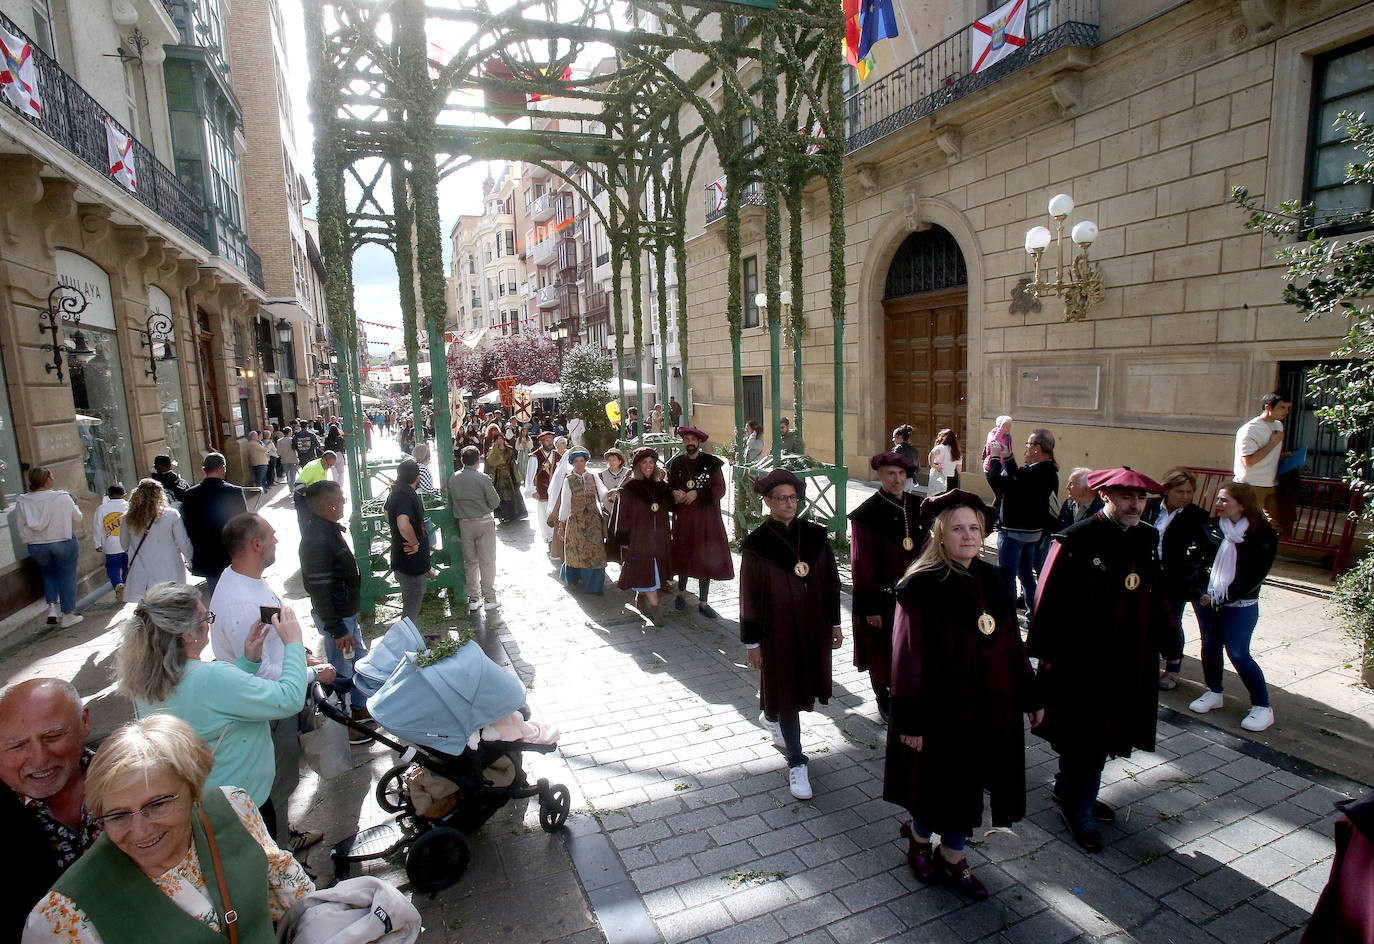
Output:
top-left (559, 450), bottom-right (609, 593)
top-left (610, 447), bottom-right (674, 623)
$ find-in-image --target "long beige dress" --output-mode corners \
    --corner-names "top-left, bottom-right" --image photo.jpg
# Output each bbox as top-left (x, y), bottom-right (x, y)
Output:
top-left (560, 471), bottom-right (608, 569)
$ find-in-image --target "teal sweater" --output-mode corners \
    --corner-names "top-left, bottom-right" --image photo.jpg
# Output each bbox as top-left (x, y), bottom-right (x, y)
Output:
top-left (136, 644), bottom-right (306, 805)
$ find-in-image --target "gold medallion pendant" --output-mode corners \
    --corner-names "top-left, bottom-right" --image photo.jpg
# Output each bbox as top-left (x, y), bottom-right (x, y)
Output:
top-left (1125, 572), bottom-right (1140, 591)
top-left (794, 561), bottom-right (810, 578)
top-left (977, 612), bottom-right (996, 635)
top-left (651, 502), bottom-right (660, 512)
top-left (902, 536), bottom-right (914, 551)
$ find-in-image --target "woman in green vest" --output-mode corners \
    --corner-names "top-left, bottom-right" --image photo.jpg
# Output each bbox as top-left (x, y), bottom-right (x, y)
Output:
top-left (23, 714), bottom-right (312, 943)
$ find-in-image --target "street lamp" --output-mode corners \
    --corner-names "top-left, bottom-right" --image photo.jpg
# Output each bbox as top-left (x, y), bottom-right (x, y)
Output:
top-left (141, 311), bottom-right (177, 381)
top-left (550, 321), bottom-right (568, 373)
top-left (1024, 193), bottom-right (1105, 322)
top-left (35, 285), bottom-right (90, 382)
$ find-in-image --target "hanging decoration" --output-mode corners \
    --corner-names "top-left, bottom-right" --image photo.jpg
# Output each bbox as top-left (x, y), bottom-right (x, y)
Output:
top-left (104, 117), bottom-right (137, 192)
top-left (0, 24), bottom-right (42, 118)
top-left (971, 0), bottom-right (1027, 74)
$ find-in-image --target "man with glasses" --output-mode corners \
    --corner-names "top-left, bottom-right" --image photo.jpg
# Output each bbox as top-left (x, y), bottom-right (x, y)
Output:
top-left (985, 427), bottom-right (1060, 616)
top-left (0, 678), bottom-right (97, 939)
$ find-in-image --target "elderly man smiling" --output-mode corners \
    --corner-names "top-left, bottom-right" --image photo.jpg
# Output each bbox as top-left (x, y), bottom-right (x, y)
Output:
top-left (0, 678), bottom-right (97, 939)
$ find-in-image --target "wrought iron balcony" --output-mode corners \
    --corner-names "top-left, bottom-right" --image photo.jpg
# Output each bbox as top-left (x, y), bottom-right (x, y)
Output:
top-left (844, 0), bottom-right (1098, 154)
top-left (245, 245), bottom-right (264, 290)
top-left (0, 11), bottom-right (208, 245)
top-left (704, 178), bottom-right (765, 224)
top-left (536, 284), bottom-right (560, 309)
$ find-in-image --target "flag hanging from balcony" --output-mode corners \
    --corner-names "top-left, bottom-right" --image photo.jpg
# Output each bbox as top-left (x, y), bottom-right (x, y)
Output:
top-left (104, 117), bottom-right (137, 192)
top-left (0, 24), bottom-right (42, 118)
top-left (855, 0), bottom-right (897, 65)
top-left (971, 0), bottom-right (1027, 74)
top-left (709, 178), bottom-right (727, 213)
top-left (842, 0), bottom-right (877, 81)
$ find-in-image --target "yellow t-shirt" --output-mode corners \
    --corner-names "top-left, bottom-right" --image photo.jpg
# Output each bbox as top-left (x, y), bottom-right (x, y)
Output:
top-left (298, 459), bottom-right (329, 487)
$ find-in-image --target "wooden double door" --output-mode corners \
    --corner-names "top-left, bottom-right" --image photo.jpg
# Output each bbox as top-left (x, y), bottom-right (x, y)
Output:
top-left (883, 287), bottom-right (968, 454)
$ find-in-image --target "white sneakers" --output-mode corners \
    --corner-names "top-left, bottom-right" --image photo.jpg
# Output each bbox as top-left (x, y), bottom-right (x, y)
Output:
top-left (59, 613), bottom-right (83, 628)
top-left (484, 600), bottom-right (499, 610)
top-left (760, 712), bottom-right (784, 749)
top-left (468, 599), bottom-right (481, 613)
top-left (788, 764), bottom-right (812, 800)
top-left (1188, 691), bottom-right (1224, 713)
top-left (1241, 706), bottom-right (1276, 732)
top-left (46, 603), bottom-right (59, 625)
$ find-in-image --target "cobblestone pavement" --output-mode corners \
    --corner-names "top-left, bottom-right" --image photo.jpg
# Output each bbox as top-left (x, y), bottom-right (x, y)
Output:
top-left (2, 446), bottom-right (1369, 944)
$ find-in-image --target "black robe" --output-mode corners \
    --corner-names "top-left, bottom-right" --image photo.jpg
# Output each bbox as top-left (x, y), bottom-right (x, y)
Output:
top-left (1027, 512), bottom-right (1180, 758)
top-left (666, 451), bottom-right (734, 580)
top-left (611, 477), bottom-right (674, 590)
top-left (847, 489), bottom-right (924, 686)
top-left (739, 517), bottom-right (841, 717)
top-left (884, 560), bottom-right (1039, 834)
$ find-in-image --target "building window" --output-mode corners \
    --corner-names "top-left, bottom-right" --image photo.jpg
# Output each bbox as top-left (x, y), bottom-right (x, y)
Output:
top-left (30, 0), bottom-right (55, 57)
top-left (1306, 38), bottom-right (1374, 231)
top-left (742, 255), bottom-right (759, 328)
top-left (739, 116), bottom-right (756, 148)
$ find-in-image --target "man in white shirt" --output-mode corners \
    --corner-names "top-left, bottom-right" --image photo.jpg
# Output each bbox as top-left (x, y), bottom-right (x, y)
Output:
top-left (1232, 392), bottom-right (1291, 523)
top-left (209, 512), bottom-right (335, 855)
top-left (567, 412), bottom-right (586, 449)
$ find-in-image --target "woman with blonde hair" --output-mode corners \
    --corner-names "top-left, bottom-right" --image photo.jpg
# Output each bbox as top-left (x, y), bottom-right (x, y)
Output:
top-left (119, 479), bottom-right (192, 603)
top-left (885, 490), bottom-right (1041, 901)
top-left (927, 429), bottom-right (963, 495)
top-left (23, 713), bottom-right (313, 943)
top-left (411, 442), bottom-right (437, 493)
top-left (114, 582), bottom-right (306, 834)
top-left (1143, 467), bottom-right (1209, 689)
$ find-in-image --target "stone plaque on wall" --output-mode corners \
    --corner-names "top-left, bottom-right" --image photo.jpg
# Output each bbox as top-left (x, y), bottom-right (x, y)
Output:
top-left (1015, 364), bottom-right (1101, 412)
top-left (1120, 359), bottom-right (1245, 420)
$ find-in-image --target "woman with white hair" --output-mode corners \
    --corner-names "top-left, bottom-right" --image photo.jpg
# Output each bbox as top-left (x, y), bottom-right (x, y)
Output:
top-left (23, 714), bottom-right (312, 943)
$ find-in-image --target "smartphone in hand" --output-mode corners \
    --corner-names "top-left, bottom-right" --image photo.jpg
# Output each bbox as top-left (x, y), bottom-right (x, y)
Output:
top-left (259, 605), bottom-right (282, 624)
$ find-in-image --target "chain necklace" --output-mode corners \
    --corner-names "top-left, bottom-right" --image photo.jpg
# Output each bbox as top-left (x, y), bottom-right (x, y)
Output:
top-left (956, 563), bottom-right (997, 635)
top-left (769, 518), bottom-right (810, 577)
top-left (878, 489), bottom-right (915, 551)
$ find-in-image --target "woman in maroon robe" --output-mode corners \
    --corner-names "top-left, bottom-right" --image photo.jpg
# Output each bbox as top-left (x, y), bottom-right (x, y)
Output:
top-left (885, 489), bottom-right (1042, 901)
top-left (610, 447), bottom-right (674, 624)
top-left (740, 469), bottom-right (842, 802)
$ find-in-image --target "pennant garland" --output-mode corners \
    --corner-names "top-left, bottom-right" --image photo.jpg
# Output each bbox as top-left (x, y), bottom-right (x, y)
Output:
top-left (104, 117), bottom-right (137, 192)
top-left (971, 0), bottom-right (1027, 74)
top-left (0, 24), bottom-right (42, 118)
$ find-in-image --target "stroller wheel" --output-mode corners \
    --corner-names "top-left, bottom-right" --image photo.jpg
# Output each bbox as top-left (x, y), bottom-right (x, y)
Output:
top-left (376, 763), bottom-right (412, 813)
top-left (405, 826), bottom-right (471, 893)
top-left (539, 785), bottom-right (571, 833)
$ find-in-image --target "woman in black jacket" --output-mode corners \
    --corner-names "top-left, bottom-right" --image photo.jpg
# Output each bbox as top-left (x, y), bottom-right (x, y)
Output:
top-left (1184, 481), bottom-right (1278, 732)
top-left (1143, 468), bottom-right (1211, 690)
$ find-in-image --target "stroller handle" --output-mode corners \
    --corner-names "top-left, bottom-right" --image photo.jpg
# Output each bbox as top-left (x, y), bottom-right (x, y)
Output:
top-left (310, 681), bottom-right (354, 726)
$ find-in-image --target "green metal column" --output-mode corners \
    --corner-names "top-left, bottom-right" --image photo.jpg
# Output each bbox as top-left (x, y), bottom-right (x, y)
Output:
top-left (761, 20), bottom-right (784, 466)
top-left (825, 23), bottom-right (849, 528)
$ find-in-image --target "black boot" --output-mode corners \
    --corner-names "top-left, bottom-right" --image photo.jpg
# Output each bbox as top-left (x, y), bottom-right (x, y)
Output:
top-left (875, 685), bottom-right (891, 725)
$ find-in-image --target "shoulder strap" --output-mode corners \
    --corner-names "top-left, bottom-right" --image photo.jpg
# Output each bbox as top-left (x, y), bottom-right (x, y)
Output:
top-left (196, 805), bottom-right (239, 944)
top-left (125, 526), bottom-right (153, 573)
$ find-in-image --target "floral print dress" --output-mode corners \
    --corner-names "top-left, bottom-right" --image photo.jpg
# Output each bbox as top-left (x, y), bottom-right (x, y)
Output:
top-left (24, 787), bottom-right (313, 944)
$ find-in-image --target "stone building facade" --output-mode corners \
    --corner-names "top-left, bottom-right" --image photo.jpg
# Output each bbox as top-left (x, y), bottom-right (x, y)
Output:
top-left (679, 0), bottom-right (1368, 486)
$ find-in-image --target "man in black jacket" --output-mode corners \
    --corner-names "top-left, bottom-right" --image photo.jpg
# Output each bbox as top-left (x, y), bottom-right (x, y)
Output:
top-left (180, 452), bottom-right (248, 596)
top-left (0, 679), bottom-right (96, 939)
top-left (149, 454), bottom-right (190, 503)
top-left (300, 480), bottom-right (369, 721)
top-left (986, 427), bottom-right (1060, 614)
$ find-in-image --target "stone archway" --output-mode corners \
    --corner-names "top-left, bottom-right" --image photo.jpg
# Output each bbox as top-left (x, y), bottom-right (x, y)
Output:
top-left (881, 226), bottom-right (969, 454)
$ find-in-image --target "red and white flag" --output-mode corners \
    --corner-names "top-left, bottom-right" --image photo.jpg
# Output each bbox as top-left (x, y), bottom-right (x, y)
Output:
top-left (104, 117), bottom-right (137, 192)
top-left (0, 24), bottom-right (42, 118)
top-left (709, 176), bottom-right (726, 213)
top-left (971, 0), bottom-right (1027, 74)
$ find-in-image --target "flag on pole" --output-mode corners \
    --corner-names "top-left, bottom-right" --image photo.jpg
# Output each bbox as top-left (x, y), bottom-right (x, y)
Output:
top-left (855, 0), bottom-right (898, 64)
top-left (971, 0), bottom-right (1027, 74)
top-left (104, 117), bottom-right (137, 192)
top-left (0, 24), bottom-right (42, 118)
top-left (709, 177), bottom-right (726, 213)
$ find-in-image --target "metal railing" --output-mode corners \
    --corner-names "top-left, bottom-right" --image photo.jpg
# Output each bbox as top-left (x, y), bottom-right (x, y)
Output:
top-left (843, 0), bottom-right (1099, 154)
top-left (596, 251), bottom-right (610, 267)
top-left (245, 245), bottom-right (264, 290)
top-left (0, 11), bottom-right (208, 245)
top-left (1185, 467), bottom-right (1365, 577)
top-left (705, 180), bottom-right (765, 224)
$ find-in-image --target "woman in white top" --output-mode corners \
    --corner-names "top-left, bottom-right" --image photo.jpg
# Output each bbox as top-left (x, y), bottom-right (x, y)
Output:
top-left (927, 429), bottom-right (963, 495)
top-left (16, 467), bottom-right (84, 626)
top-left (742, 421), bottom-right (765, 464)
top-left (120, 479), bottom-right (192, 603)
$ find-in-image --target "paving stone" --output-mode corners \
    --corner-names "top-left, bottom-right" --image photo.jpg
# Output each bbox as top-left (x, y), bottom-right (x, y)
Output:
top-left (824, 904), bottom-right (907, 944)
top-left (1202, 901), bottom-right (1289, 943)
top-left (656, 900), bottom-right (735, 943)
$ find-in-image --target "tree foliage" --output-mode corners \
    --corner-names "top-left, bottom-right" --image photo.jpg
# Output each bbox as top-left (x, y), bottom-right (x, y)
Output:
top-left (560, 343), bottom-right (614, 437)
top-left (1234, 112), bottom-right (1374, 497)
top-left (447, 334), bottom-right (560, 394)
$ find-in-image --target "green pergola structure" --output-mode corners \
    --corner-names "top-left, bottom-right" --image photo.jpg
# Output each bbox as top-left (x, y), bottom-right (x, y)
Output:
top-left (304, 0), bottom-right (853, 612)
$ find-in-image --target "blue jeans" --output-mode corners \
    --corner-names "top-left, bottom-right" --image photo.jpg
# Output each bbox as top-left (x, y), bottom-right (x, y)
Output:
top-left (252, 464), bottom-right (269, 489)
top-left (913, 822), bottom-right (966, 852)
top-left (29, 537), bottom-right (80, 613)
top-left (205, 571), bottom-right (222, 598)
top-left (998, 532), bottom-right (1039, 612)
top-left (1195, 603), bottom-right (1269, 707)
top-left (312, 612), bottom-right (368, 711)
top-left (284, 463), bottom-right (298, 487)
top-left (104, 552), bottom-right (128, 589)
top-left (1055, 748), bottom-right (1108, 826)
top-left (763, 714), bottom-right (806, 768)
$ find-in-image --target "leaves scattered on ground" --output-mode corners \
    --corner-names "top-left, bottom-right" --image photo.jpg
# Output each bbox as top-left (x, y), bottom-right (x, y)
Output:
top-left (723, 869), bottom-right (787, 888)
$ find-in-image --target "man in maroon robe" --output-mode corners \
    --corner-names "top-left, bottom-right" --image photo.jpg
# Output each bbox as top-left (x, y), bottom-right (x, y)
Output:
top-left (1027, 467), bottom-right (1179, 853)
top-left (740, 469), bottom-right (842, 801)
top-left (849, 451), bottom-right (924, 723)
top-left (667, 427), bottom-right (734, 618)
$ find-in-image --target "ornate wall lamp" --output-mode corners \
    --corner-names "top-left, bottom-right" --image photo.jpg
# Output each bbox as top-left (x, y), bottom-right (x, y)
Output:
top-left (1024, 193), bottom-right (1105, 322)
top-left (141, 311), bottom-right (176, 381)
top-left (36, 286), bottom-right (93, 382)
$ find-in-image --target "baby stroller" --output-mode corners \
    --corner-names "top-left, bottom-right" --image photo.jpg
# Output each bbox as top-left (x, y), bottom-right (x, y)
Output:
top-left (317, 619), bottom-right (570, 893)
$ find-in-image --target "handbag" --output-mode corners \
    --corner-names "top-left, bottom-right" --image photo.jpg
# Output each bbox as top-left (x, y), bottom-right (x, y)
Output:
top-left (197, 806), bottom-right (240, 944)
top-left (300, 697), bottom-right (353, 780)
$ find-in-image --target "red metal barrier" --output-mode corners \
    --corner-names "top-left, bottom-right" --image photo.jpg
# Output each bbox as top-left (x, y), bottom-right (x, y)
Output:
top-left (1184, 467), bottom-right (1364, 576)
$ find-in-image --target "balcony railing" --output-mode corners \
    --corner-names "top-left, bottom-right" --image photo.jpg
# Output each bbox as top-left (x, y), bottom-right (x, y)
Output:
top-left (596, 251), bottom-right (610, 267)
top-left (245, 245), bottom-right (264, 290)
top-left (844, 0), bottom-right (1098, 153)
top-left (704, 179), bottom-right (765, 224)
top-left (0, 11), bottom-right (208, 245)
top-left (536, 284), bottom-right (560, 309)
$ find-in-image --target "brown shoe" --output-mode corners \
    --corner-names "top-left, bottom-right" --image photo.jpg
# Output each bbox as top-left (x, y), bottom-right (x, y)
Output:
top-left (899, 823), bottom-right (937, 882)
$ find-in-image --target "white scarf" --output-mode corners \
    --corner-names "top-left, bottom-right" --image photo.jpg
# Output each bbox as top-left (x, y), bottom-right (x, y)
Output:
top-left (1207, 516), bottom-right (1249, 605)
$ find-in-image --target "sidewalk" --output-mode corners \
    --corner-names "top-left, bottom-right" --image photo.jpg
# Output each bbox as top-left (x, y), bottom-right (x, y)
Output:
top-left (1, 443), bottom-right (1368, 943)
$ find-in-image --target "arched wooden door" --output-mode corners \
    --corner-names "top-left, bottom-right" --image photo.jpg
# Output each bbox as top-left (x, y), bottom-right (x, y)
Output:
top-left (882, 227), bottom-right (968, 453)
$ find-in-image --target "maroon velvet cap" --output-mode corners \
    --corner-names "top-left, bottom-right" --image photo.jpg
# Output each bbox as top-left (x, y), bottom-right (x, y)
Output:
top-left (754, 468), bottom-right (806, 501)
top-left (870, 451), bottom-right (916, 474)
top-left (1084, 467), bottom-right (1163, 494)
top-left (919, 488), bottom-right (995, 522)
top-left (631, 446), bottom-right (660, 466)
top-left (677, 426), bottom-right (709, 442)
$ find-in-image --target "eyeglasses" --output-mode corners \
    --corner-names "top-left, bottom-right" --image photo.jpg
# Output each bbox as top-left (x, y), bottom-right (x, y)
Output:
top-left (199, 612), bottom-right (216, 625)
top-left (770, 495), bottom-right (800, 504)
top-left (94, 793), bottom-right (181, 830)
